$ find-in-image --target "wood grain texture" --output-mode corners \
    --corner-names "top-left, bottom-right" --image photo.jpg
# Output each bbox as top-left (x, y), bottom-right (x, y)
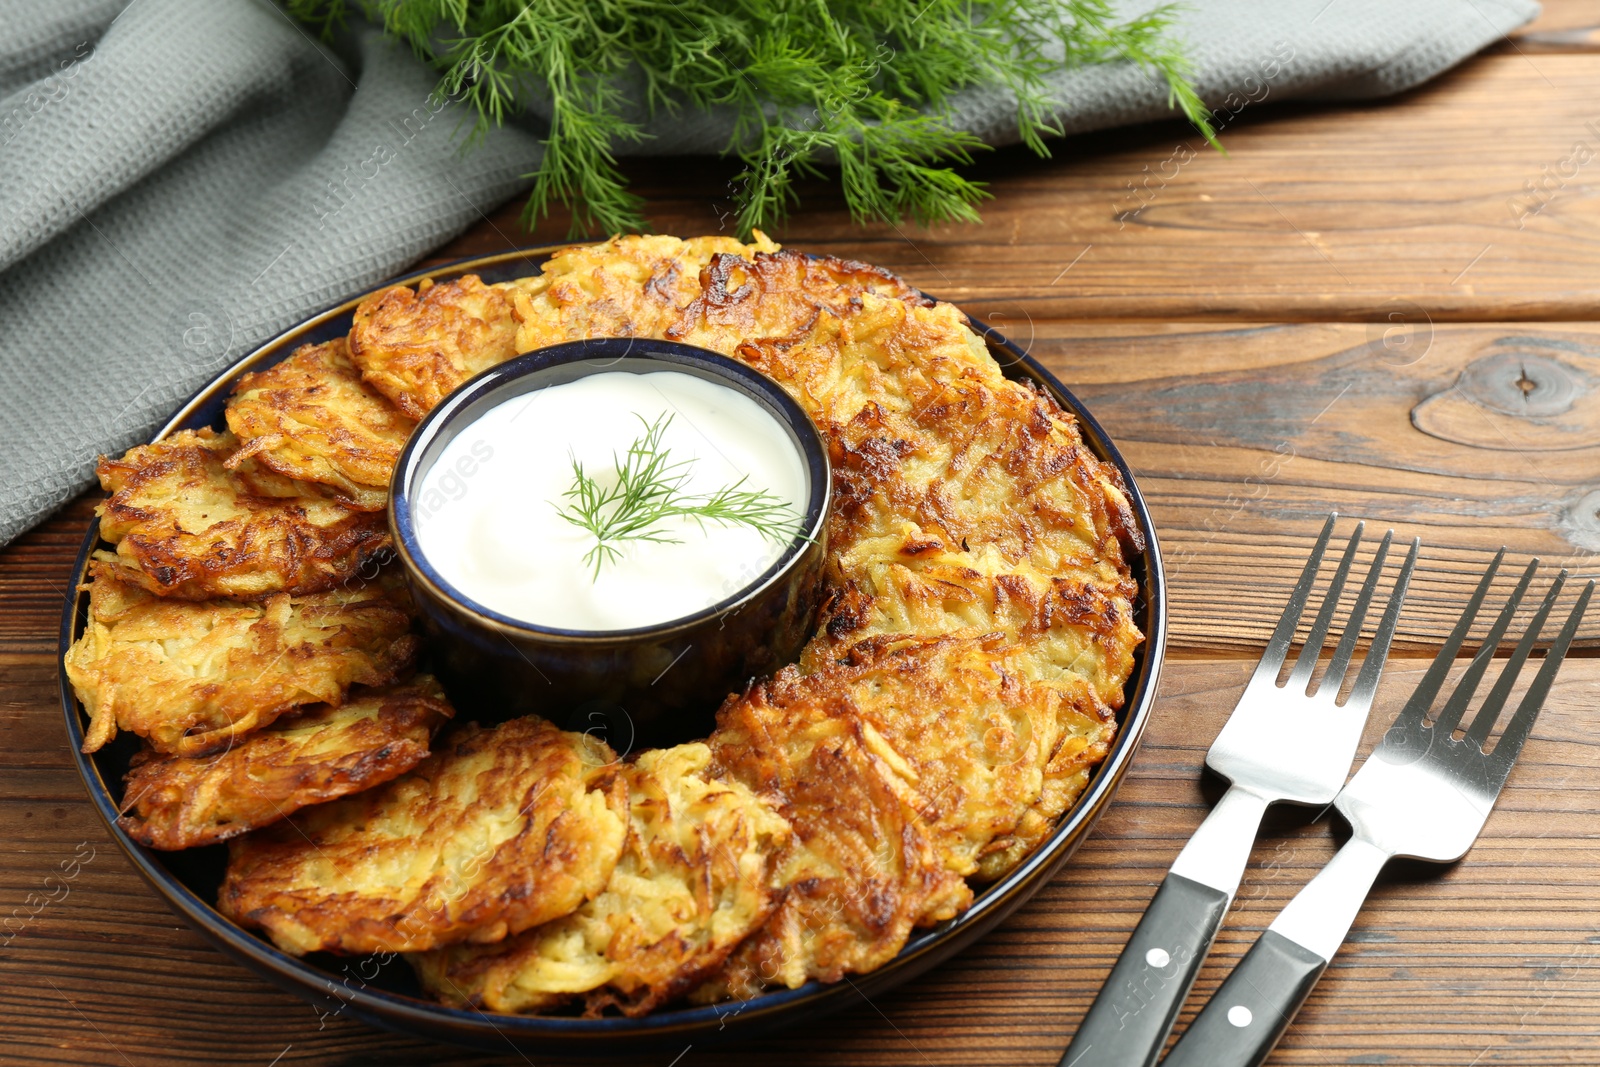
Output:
top-left (430, 54), bottom-right (1600, 324)
top-left (1032, 320), bottom-right (1600, 652)
top-left (7, 655), bottom-right (1600, 1066)
top-left (0, 497), bottom-right (93, 656)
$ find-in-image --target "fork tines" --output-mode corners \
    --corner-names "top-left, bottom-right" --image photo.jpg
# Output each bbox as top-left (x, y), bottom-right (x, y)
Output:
top-left (1253, 513), bottom-right (1420, 706)
top-left (1393, 553), bottom-right (1595, 770)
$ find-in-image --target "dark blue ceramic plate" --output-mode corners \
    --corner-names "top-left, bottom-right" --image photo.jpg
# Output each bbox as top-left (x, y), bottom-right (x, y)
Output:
top-left (58, 246), bottom-right (1168, 1055)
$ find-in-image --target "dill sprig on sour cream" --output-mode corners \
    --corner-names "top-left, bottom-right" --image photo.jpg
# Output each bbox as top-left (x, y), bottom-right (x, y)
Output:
top-left (555, 412), bottom-right (802, 580)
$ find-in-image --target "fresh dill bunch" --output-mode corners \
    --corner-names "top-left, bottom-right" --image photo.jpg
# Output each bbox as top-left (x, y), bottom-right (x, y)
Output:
top-left (554, 412), bottom-right (802, 580)
top-left (290, 0), bottom-right (1213, 237)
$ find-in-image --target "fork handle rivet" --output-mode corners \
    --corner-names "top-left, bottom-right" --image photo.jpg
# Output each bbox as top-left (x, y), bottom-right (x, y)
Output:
top-left (1227, 1005), bottom-right (1254, 1028)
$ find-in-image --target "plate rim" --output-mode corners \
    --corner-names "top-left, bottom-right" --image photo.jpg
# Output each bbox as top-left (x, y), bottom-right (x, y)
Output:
top-left (56, 244), bottom-right (1168, 1050)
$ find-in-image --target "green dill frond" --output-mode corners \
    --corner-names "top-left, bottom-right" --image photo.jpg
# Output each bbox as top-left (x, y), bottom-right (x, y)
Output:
top-left (555, 413), bottom-right (804, 580)
top-left (1071, 2), bottom-right (1219, 149)
top-left (295, 0), bottom-right (1213, 237)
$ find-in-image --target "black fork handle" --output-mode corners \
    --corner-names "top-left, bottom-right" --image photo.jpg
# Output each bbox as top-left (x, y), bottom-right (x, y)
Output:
top-left (1159, 930), bottom-right (1328, 1067)
top-left (1058, 873), bottom-right (1230, 1067)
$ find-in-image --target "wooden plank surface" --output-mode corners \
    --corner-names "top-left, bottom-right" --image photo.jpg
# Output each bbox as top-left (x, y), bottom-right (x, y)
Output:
top-left (1042, 320), bottom-right (1600, 652)
top-left (10, 24), bottom-right (1600, 1067)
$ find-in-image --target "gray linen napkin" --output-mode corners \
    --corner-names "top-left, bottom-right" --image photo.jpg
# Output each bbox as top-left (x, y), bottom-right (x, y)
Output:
top-left (0, 0), bottom-right (1536, 547)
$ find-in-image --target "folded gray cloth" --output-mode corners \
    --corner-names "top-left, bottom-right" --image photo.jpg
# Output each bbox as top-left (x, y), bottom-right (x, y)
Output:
top-left (0, 0), bottom-right (1536, 547)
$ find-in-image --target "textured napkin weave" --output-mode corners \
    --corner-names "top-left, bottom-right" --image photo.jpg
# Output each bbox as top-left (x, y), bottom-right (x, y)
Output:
top-left (0, 0), bottom-right (1536, 547)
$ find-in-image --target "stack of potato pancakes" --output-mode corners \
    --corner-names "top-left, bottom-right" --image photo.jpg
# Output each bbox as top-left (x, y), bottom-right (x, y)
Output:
top-left (65, 235), bottom-right (1142, 1016)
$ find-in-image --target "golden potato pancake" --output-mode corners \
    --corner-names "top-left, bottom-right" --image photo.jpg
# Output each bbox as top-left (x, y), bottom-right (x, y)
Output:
top-left (412, 742), bottom-right (790, 1016)
top-left (796, 634), bottom-right (1069, 877)
top-left (65, 566), bottom-right (417, 755)
top-left (700, 674), bottom-right (973, 996)
top-left (118, 677), bottom-right (454, 850)
top-left (974, 668), bottom-right (1116, 882)
top-left (507, 233), bottom-right (783, 353)
top-left (812, 558), bottom-right (1124, 884)
top-left (218, 716), bottom-right (628, 956)
top-left (225, 338), bottom-right (415, 510)
top-left (812, 542), bottom-right (1138, 714)
top-left (347, 273), bottom-right (520, 419)
top-left (663, 245), bottom-right (931, 356)
top-left (511, 237), bottom-right (932, 362)
top-left (95, 428), bottom-right (391, 600)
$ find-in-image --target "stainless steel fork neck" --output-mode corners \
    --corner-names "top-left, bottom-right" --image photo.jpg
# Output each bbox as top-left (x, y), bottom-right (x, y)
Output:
top-left (1169, 785), bottom-right (1273, 898)
top-left (1268, 835), bottom-right (1390, 961)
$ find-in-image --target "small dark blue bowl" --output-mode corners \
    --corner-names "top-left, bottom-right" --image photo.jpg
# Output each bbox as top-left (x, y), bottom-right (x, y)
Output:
top-left (389, 337), bottom-right (832, 747)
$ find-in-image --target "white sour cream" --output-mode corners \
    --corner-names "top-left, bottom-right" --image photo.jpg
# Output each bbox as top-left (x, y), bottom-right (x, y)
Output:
top-left (413, 370), bottom-right (808, 631)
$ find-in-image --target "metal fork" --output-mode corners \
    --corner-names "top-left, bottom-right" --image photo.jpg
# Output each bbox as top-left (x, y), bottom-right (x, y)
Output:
top-left (1061, 514), bottom-right (1419, 1067)
top-left (1162, 558), bottom-right (1595, 1067)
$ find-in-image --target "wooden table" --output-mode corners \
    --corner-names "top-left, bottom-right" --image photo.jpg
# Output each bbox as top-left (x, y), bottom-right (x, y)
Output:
top-left (7, 6), bottom-right (1600, 1064)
